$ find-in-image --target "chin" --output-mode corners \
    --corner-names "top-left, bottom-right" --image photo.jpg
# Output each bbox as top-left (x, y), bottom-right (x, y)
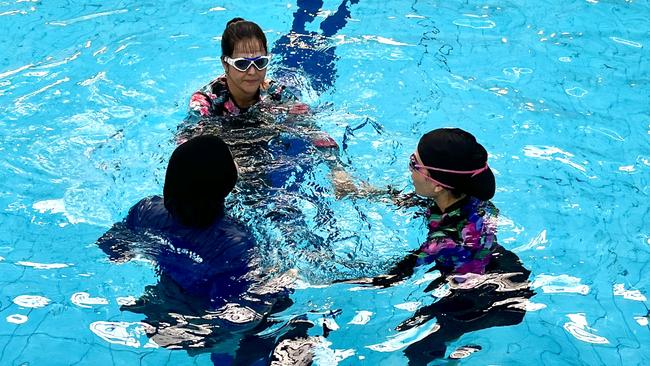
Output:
top-left (243, 84), bottom-right (260, 94)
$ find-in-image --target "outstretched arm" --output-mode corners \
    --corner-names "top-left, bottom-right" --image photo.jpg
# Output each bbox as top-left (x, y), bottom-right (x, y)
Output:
top-left (96, 222), bottom-right (137, 263)
top-left (334, 251), bottom-right (422, 288)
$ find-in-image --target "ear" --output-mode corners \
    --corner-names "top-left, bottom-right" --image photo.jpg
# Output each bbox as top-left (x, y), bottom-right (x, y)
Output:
top-left (433, 185), bottom-right (446, 194)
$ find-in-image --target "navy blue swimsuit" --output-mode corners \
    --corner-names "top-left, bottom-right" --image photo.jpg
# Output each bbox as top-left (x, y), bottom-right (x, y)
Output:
top-left (98, 195), bottom-right (256, 306)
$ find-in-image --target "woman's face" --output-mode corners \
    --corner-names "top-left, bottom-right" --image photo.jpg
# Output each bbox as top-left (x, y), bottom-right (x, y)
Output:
top-left (222, 38), bottom-right (267, 99)
top-left (409, 150), bottom-right (437, 198)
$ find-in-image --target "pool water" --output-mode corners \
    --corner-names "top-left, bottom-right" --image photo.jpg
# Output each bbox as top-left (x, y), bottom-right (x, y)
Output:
top-left (1, 0), bottom-right (649, 365)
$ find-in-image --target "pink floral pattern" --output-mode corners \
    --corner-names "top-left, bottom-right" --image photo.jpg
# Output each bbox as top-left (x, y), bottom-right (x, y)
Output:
top-left (187, 75), bottom-right (295, 118)
top-left (417, 197), bottom-right (497, 275)
top-left (181, 75), bottom-right (336, 150)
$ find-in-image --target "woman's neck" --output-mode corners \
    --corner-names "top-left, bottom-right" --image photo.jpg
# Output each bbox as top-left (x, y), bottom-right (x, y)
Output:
top-left (434, 192), bottom-right (466, 213)
top-left (227, 83), bottom-right (257, 109)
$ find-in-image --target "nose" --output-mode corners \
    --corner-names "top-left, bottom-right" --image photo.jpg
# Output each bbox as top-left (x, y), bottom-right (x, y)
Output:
top-left (246, 65), bottom-right (258, 75)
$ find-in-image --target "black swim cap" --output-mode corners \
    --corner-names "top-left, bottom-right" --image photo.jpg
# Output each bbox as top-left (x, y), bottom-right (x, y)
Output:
top-left (163, 135), bottom-right (237, 228)
top-left (417, 128), bottom-right (495, 201)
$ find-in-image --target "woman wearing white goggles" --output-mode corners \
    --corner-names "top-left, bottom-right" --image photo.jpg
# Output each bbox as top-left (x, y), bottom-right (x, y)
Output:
top-left (223, 55), bottom-right (272, 72)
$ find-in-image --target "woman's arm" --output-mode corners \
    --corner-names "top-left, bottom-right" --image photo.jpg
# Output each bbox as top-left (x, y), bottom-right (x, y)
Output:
top-left (96, 222), bottom-right (137, 263)
top-left (96, 198), bottom-right (156, 263)
top-left (334, 251), bottom-right (422, 288)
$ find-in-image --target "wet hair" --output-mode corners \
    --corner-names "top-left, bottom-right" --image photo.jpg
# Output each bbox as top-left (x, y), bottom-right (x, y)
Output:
top-left (221, 17), bottom-right (268, 57)
top-left (163, 135), bottom-right (238, 228)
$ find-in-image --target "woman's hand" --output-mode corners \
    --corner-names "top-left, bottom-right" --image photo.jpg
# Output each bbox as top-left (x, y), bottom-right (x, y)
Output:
top-left (332, 169), bottom-right (358, 199)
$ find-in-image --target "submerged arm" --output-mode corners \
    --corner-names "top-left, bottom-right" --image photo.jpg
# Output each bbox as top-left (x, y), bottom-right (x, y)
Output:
top-left (334, 250), bottom-right (423, 288)
top-left (96, 222), bottom-right (137, 263)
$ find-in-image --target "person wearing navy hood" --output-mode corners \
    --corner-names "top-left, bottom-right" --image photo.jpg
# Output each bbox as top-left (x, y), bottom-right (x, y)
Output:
top-left (98, 135), bottom-right (256, 306)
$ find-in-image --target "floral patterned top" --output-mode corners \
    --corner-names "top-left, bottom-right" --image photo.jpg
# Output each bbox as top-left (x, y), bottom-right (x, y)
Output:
top-left (188, 75), bottom-right (297, 118)
top-left (181, 75), bottom-right (338, 150)
top-left (416, 196), bottom-right (498, 275)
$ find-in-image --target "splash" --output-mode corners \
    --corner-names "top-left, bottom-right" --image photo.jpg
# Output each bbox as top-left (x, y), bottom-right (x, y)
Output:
top-left (348, 311), bottom-right (373, 325)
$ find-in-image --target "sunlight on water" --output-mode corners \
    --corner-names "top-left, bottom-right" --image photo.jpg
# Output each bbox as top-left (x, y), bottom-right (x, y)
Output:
top-left (12, 295), bottom-right (50, 308)
top-left (1, 0), bottom-right (649, 365)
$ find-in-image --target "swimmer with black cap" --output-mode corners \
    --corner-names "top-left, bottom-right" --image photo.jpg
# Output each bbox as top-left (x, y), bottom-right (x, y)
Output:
top-left (410, 127), bottom-right (495, 212)
top-left (98, 134), bottom-right (257, 301)
top-left (97, 135), bottom-right (303, 362)
top-left (163, 134), bottom-right (237, 228)
top-left (339, 128), bottom-right (532, 364)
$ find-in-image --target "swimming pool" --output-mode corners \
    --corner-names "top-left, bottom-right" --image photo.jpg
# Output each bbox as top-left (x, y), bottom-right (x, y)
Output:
top-left (1, 0), bottom-right (649, 365)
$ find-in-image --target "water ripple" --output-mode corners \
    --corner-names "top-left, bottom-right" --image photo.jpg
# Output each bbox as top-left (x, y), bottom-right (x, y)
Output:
top-left (214, 303), bottom-right (263, 324)
top-left (16, 261), bottom-right (70, 269)
top-left (116, 296), bottom-right (137, 306)
top-left (71, 292), bottom-right (109, 308)
top-left (90, 321), bottom-right (158, 348)
top-left (47, 9), bottom-right (129, 27)
top-left (613, 284), bottom-right (647, 302)
top-left (362, 35), bottom-right (413, 46)
top-left (367, 321), bottom-right (440, 352)
top-left (13, 295), bottom-right (50, 308)
top-left (453, 17), bottom-right (496, 29)
top-left (14, 77), bottom-right (70, 105)
top-left (348, 310), bottom-right (373, 325)
top-left (6, 314), bottom-right (28, 324)
top-left (512, 229), bottom-right (547, 253)
top-left (531, 274), bottom-right (590, 295)
top-left (565, 86), bottom-right (588, 98)
top-left (394, 302), bottom-right (420, 312)
top-left (634, 317), bottom-right (649, 326)
top-left (563, 313), bottom-right (609, 344)
top-left (0, 64), bottom-right (33, 80)
top-left (610, 37), bottom-right (642, 48)
top-left (523, 145), bottom-right (590, 175)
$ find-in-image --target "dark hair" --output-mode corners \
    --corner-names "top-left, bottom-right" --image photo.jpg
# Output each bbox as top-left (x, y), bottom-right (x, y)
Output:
top-left (163, 135), bottom-right (238, 228)
top-left (221, 17), bottom-right (268, 57)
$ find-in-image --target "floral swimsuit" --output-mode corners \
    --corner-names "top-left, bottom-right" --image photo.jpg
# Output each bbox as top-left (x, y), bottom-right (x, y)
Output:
top-left (417, 197), bottom-right (498, 275)
top-left (183, 75), bottom-right (338, 150)
top-left (188, 75), bottom-right (296, 118)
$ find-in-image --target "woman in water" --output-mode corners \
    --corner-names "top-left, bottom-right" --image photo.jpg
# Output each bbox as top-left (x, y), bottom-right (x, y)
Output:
top-left (341, 128), bottom-right (533, 364)
top-left (96, 135), bottom-right (302, 364)
top-left (178, 17), bottom-right (356, 205)
top-left (186, 18), bottom-right (308, 118)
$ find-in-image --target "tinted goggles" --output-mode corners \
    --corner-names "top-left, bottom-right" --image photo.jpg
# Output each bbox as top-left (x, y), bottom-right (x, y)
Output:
top-left (223, 55), bottom-right (272, 72)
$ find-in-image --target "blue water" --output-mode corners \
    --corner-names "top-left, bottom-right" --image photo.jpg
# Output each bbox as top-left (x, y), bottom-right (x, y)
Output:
top-left (1, 1), bottom-right (649, 365)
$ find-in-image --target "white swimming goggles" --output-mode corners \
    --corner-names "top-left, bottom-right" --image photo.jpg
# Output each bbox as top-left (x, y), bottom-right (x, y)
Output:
top-left (223, 55), bottom-right (272, 72)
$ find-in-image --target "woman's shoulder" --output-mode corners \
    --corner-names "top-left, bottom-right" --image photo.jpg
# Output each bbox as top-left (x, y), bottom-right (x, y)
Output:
top-left (192, 75), bottom-right (229, 102)
top-left (199, 75), bottom-right (228, 94)
top-left (125, 196), bottom-right (168, 228)
top-left (214, 215), bottom-right (256, 246)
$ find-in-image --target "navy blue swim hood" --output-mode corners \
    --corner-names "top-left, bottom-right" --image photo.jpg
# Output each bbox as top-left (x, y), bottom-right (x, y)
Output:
top-left (164, 135), bottom-right (237, 228)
